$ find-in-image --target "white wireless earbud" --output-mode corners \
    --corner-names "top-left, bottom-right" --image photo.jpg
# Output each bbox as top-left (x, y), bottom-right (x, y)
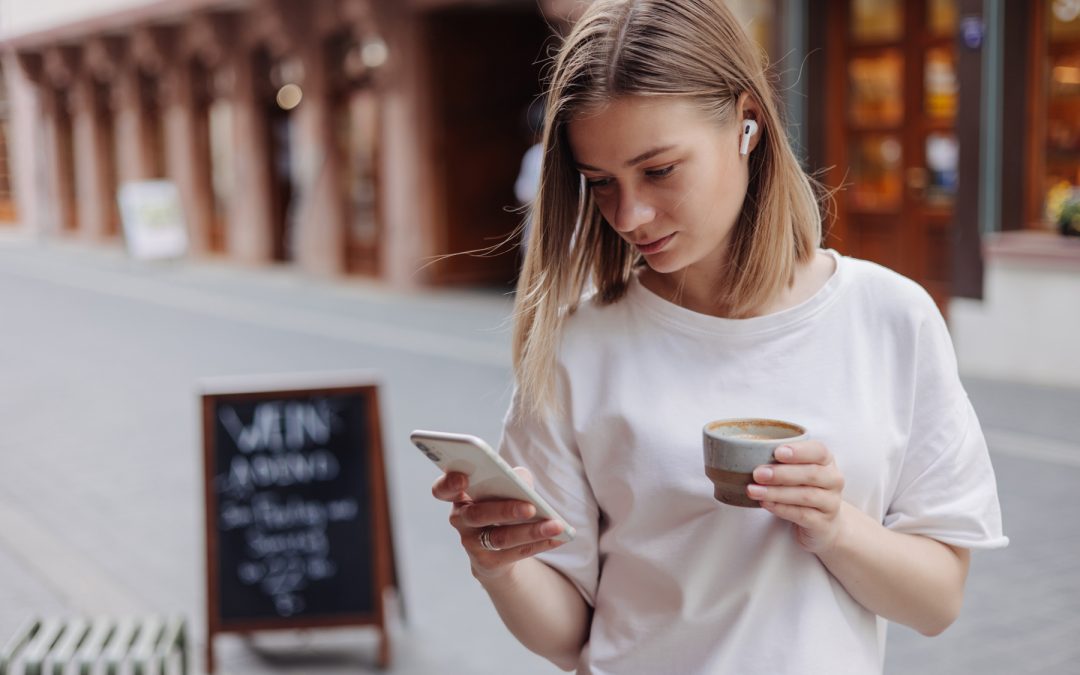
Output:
top-left (739, 119), bottom-right (759, 156)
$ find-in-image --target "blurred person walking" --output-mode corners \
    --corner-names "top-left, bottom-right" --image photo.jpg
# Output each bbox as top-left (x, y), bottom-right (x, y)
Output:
top-left (432, 1), bottom-right (1008, 673)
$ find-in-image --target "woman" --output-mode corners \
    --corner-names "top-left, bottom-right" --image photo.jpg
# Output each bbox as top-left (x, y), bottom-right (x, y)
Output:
top-left (432, 1), bottom-right (1007, 672)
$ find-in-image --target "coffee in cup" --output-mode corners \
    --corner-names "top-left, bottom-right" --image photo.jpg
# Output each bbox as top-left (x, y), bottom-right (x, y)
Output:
top-left (702, 418), bottom-right (807, 507)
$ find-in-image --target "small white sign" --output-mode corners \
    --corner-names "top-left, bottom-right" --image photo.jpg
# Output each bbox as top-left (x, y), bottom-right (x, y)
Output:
top-left (117, 180), bottom-right (189, 260)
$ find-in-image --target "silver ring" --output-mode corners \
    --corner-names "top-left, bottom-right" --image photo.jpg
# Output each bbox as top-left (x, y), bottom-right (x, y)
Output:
top-left (478, 527), bottom-right (500, 552)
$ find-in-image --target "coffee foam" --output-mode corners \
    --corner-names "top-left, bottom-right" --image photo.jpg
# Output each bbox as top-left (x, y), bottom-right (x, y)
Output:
top-left (704, 418), bottom-right (805, 441)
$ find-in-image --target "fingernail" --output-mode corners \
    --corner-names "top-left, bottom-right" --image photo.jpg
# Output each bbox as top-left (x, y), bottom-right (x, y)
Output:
top-left (753, 466), bottom-right (773, 482)
top-left (540, 520), bottom-right (562, 537)
top-left (775, 446), bottom-right (794, 461)
top-left (747, 484), bottom-right (767, 499)
top-left (516, 504), bottom-right (535, 519)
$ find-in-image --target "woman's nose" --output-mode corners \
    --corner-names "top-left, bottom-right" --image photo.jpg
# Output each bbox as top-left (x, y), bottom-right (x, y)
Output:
top-left (612, 190), bottom-right (656, 232)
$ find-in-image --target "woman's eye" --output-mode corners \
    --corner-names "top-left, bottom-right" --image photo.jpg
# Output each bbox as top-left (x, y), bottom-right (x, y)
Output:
top-left (646, 165), bottom-right (676, 179)
top-left (586, 177), bottom-right (613, 189)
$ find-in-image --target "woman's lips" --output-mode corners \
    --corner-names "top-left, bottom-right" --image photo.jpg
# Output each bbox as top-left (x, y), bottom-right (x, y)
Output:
top-left (636, 233), bottom-right (675, 254)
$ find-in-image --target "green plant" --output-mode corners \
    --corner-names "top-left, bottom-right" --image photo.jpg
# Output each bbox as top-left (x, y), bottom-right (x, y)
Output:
top-left (1061, 198), bottom-right (1080, 237)
top-left (1046, 181), bottom-right (1080, 237)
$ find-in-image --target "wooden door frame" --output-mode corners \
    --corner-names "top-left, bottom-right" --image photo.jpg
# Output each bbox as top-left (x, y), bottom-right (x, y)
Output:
top-left (951, 0), bottom-right (986, 299)
top-left (1025, 0), bottom-right (1048, 229)
top-left (0, 62), bottom-right (16, 223)
top-left (1000, 0), bottom-right (1032, 234)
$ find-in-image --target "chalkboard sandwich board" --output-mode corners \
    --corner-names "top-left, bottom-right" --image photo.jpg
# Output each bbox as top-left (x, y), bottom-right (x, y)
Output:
top-left (201, 372), bottom-right (398, 673)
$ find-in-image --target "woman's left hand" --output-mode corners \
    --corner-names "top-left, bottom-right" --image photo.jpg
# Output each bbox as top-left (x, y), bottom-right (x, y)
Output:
top-left (747, 441), bottom-right (847, 554)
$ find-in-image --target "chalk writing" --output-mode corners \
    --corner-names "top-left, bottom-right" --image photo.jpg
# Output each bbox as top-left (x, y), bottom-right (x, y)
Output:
top-left (210, 394), bottom-right (373, 621)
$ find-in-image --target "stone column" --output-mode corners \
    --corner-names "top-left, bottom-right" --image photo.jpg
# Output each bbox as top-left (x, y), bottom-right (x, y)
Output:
top-left (113, 65), bottom-right (159, 183)
top-left (373, 5), bottom-right (428, 288)
top-left (40, 88), bottom-right (78, 234)
top-left (71, 74), bottom-right (117, 240)
top-left (182, 14), bottom-right (239, 254)
top-left (161, 60), bottom-right (215, 255)
top-left (40, 47), bottom-right (81, 235)
top-left (226, 49), bottom-right (274, 264)
top-left (10, 51), bottom-right (45, 232)
top-left (292, 37), bottom-right (346, 276)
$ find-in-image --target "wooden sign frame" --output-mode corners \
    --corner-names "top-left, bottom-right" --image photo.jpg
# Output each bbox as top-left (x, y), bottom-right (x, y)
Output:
top-left (200, 372), bottom-right (398, 673)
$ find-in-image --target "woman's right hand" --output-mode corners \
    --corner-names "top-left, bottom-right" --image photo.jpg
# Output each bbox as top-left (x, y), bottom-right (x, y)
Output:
top-left (432, 467), bottom-right (567, 580)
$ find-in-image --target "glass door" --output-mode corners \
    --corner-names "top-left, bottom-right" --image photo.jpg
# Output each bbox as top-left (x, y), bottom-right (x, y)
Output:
top-left (831, 0), bottom-right (959, 304)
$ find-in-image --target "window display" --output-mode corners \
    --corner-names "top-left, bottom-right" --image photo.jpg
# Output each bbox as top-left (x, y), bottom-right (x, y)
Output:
top-left (851, 0), bottom-right (903, 43)
top-left (925, 133), bottom-right (959, 206)
top-left (925, 47), bottom-right (958, 120)
top-left (1040, 0), bottom-right (1080, 226)
top-left (850, 134), bottom-right (903, 211)
top-left (928, 0), bottom-right (959, 37)
top-left (849, 51), bottom-right (904, 126)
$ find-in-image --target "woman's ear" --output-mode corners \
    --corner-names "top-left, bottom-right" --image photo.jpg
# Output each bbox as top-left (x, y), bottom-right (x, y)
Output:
top-left (736, 92), bottom-right (763, 156)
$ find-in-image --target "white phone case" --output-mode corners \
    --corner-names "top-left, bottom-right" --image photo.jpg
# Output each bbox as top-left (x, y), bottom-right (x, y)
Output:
top-left (409, 429), bottom-right (576, 543)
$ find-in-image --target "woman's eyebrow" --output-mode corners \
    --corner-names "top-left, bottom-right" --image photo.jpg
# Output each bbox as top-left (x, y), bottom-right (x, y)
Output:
top-left (575, 145), bottom-right (677, 172)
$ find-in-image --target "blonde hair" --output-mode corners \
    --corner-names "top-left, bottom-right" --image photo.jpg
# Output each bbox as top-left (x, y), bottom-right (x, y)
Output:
top-left (514, 0), bottom-right (823, 416)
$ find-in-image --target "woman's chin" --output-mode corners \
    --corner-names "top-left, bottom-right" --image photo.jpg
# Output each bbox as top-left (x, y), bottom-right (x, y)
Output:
top-left (641, 254), bottom-right (684, 275)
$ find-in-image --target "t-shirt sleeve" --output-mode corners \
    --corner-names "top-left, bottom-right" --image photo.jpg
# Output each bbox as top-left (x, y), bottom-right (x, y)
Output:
top-left (883, 303), bottom-right (1009, 550)
top-left (497, 376), bottom-right (602, 607)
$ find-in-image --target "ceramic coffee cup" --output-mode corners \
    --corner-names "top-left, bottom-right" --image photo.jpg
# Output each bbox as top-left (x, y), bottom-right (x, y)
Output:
top-left (702, 418), bottom-right (808, 507)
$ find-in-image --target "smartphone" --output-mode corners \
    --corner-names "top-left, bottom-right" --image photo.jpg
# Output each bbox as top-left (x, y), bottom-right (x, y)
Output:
top-left (409, 429), bottom-right (576, 543)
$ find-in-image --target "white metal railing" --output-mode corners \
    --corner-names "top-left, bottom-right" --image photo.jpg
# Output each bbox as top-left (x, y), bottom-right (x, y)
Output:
top-left (0, 616), bottom-right (187, 675)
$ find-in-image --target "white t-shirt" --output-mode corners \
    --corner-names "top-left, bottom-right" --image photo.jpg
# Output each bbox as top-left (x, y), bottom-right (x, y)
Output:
top-left (499, 250), bottom-right (1008, 675)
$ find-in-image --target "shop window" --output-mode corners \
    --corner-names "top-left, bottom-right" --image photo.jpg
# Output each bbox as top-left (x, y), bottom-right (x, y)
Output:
top-left (851, 0), bottom-right (903, 43)
top-left (850, 134), bottom-right (903, 212)
top-left (1039, 0), bottom-right (1080, 226)
top-left (1051, 0), bottom-right (1080, 41)
top-left (928, 0), bottom-right (959, 38)
top-left (924, 47), bottom-right (958, 119)
top-left (849, 50), bottom-right (903, 126)
top-left (925, 132), bottom-right (959, 206)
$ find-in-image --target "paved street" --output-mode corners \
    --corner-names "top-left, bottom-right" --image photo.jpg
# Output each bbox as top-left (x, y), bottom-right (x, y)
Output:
top-left (1, 234), bottom-right (1078, 674)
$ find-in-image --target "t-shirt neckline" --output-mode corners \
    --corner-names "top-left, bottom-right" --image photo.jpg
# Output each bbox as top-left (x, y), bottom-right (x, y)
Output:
top-left (628, 249), bottom-right (846, 337)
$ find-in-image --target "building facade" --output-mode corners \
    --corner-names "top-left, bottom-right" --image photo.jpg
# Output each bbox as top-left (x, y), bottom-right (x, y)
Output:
top-left (0, 0), bottom-right (1077, 297)
top-left (0, 0), bottom-right (553, 287)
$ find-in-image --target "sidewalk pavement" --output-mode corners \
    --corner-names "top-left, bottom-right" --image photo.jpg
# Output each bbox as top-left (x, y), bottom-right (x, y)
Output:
top-left (1, 237), bottom-right (1079, 674)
